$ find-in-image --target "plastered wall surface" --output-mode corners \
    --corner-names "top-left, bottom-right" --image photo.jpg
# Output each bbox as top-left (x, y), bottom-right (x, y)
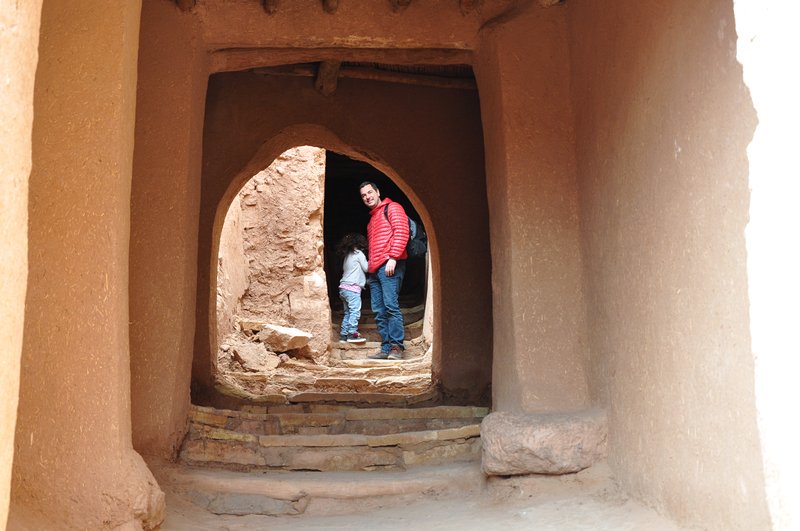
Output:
top-left (129, 0), bottom-right (207, 459)
top-left (217, 195), bottom-right (249, 340)
top-left (569, 0), bottom-right (769, 528)
top-left (192, 73), bottom-right (492, 404)
top-left (0, 2), bottom-right (42, 526)
top-left (10, 1), bottom-right (164, 528)
top-left (475, 5), bottom-right (590, 412)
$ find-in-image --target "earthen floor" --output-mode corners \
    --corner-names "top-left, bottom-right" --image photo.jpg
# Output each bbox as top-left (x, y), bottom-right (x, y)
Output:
top-left (156, 462), bottom-right (686, 530)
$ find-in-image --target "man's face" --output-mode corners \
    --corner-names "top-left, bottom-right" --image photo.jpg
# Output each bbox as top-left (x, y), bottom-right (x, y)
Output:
top-left (360, 184), bottom-right (380, 209)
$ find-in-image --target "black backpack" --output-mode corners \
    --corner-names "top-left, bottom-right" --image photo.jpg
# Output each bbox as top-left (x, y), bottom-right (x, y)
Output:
top-left (383, 204), bottom-right (428, 258)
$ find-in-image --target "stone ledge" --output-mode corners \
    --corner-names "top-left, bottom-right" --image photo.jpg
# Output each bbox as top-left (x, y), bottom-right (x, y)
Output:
top-left (345, 406), bottom-right (488, 421)
top-left (481, 409), bottom-right (607, 476)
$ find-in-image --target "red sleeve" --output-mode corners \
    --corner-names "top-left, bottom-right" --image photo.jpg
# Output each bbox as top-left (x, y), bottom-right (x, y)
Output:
top-left (386, 203), bottom-right (410, 260)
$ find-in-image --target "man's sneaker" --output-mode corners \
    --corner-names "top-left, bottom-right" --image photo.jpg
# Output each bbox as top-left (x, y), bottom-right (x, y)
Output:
top-left (387, 345), bottom-right (404, 360)
top-left (339, 334), bottom-right (348, 342)
top-left (368, 350), bottom-right (390, 360)
top-left (346, 332), bottom-right (366, 344)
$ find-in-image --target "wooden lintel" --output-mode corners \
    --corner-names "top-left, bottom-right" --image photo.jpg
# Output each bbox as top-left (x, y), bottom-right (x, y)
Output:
top-left (263, 0), bottom-right (279, 14)
top-left (315, 61), bottom-right (341, 97)
top-left (210, 47), bottom-right (474, 73)
top-left (389, 0), bottom-right (412, 13)
top-left (255, 64), bottom-right (477, 91)
top-left (459, 0), bottom-right (480, 16)
top-left (323, 0), bottom-right (339, 14)
top-left (176, 0), bottom-right (196, 11)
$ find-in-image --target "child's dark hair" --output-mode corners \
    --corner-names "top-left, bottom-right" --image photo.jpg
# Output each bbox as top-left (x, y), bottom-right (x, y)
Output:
top-left (336, 233), bottom-right (368, 257)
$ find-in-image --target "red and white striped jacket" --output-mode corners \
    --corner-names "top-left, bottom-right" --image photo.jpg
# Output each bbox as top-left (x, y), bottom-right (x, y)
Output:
top-left (366, 198), bottom-right (409, 273)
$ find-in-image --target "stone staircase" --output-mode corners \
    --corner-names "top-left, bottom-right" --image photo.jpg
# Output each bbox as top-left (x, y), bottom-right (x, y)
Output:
top-left (180, 403), bottom-right (487, 472)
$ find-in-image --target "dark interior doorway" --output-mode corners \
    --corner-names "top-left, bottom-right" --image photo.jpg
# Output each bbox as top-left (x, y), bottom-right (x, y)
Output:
top-left (323, 151), bottom-right (428, 326)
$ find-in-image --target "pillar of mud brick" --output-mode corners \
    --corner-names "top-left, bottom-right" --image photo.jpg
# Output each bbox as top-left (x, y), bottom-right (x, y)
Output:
top-left (475, 5), bottom-right (590, 412)
top-left (569, 0), bottom-right (770, 528)
top-left (130, 0), bottom-right (207, 460)
top-left (0, 1), bottom-right (43, 525)
top-left (11, 2), bottom-right (164, 528)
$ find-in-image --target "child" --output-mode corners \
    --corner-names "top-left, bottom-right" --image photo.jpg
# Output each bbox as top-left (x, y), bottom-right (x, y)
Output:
top-left (336, 233), bottom-right (369, 343)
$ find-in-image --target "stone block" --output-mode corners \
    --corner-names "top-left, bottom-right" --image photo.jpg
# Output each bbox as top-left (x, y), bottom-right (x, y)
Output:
top-left (260, 446), bottom-right (400, 471)
top-left (481, 409), bottom-right (607, 476)
top-left (205, 427), bottom-right (258, 443)
top-left (402, 438), bottom-right (482, 467)
top-left (189, 409), bottom-right (231, 428)
top-left (256, 323), bottom-right (312, 352)
top-left (258, 433), bottom-right (368, 447)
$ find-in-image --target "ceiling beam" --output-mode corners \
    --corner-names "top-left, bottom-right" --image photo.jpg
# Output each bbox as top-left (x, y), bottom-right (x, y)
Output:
top-left (315, 61), bottom-right (341, 96)
top-left (263, 0), bottom-right (279, 14)
top-left (210, 47), bottom-right (474, 73)
top-left (255, 64), bottom-right (477, 91)
top-left (323, 0), bottom-right (339, 14)
top-left (389, 0), bottom-right (412, 13)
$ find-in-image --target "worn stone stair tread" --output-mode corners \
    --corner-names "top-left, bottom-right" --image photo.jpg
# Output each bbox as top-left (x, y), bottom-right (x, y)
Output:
top-left (288, 388), bottom-right (437, 404)
top-left (254, 424), bottom-right (481, 447)
top-left (153, 458), bottom-right (484, 503)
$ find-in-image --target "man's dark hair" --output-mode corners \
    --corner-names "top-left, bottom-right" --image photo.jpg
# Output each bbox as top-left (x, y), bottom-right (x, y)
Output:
top-left (359, 181), bottom-right (378, 192)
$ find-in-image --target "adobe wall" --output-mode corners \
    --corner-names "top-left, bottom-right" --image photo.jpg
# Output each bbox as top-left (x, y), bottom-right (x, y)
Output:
top-left (10, 1), bottom-right (164, 529)
top-left (193, 73), bottom-right (492, 403)
top-left (217, 195), bottom-right (248, 340)
top-left (475, 5), bottom-right (590, 412)
top-left (129, 0), bottom-right (207, 458)
top-left (0, 2), bottom-right (42, 526)
top-left (569, 0), bottom-right (769, 528)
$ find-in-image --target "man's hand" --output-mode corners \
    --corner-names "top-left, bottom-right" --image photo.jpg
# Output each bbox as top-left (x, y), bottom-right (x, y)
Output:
top-left (385, 258), bottom-right (397, 276)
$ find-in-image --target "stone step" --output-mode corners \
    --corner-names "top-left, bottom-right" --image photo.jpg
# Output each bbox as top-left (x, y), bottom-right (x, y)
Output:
top-left (180, 404), bottom-right (487, 472)
top-left (150, 458), bottom-right (484, 518)
top-left (189, 404), bottom-right (488, 436)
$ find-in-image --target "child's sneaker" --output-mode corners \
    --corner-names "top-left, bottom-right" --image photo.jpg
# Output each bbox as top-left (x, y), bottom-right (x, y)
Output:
top-left (346, 332), bottom-right (366, 343)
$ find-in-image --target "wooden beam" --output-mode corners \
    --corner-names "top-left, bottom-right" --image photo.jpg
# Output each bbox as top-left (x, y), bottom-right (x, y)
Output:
top-left (263, 0), bottom-right (279, 14)
top-left (210, 47), bottom-right (474, 73)
top-left (322, 0), bottom-right (339, 14)
top-left (314, 61), bottom-right (341, 96)
top-left (389, 0), bottom-right (412, 13)
top-left (254, 64), bottom-right (477, 91)
top-left (175, 0), bottom-right (195, 11)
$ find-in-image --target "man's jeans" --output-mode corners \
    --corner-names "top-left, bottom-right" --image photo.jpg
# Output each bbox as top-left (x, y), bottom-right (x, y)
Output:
top-left (339, 288), bottom-right (362, 337)
top-left (368, 260), bottom-right (406, 353)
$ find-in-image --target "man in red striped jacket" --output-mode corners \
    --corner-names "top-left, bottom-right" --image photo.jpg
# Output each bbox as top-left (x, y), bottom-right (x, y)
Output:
top-left (359, 181), bottom-right (410, 360)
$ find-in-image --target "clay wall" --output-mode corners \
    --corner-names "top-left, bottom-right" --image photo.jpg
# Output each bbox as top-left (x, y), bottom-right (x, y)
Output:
top-left (475, 6), bottom-right (590, 412)
top-left (129, 0), bottom-right (208, 458)
top-left (10, 1), bottom-right (164, 528)
top-left (0, 1), bottom-right (42, 526)
top-left (568, 0), bottom-right (769, 528)
top-left (234, 147), bottom-right (330, 358)
top-left (217, 195), bottom-right (249, 340)
top-left (193, 72), bottom-right (492, 404)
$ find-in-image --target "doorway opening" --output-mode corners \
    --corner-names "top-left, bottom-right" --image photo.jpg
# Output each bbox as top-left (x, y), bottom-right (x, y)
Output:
top-left (213, 146), bottom-right (434, 403)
